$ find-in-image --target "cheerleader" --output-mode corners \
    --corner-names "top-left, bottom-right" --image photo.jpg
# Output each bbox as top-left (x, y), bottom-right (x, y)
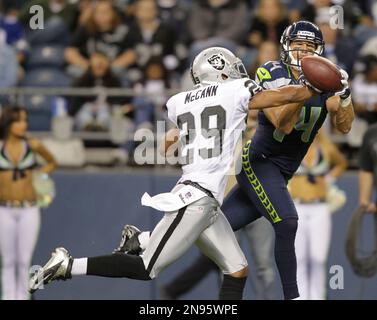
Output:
top-left (290, 130), bottom-right (347, 300)
top-left (0, 106), bottom-right (56, 300)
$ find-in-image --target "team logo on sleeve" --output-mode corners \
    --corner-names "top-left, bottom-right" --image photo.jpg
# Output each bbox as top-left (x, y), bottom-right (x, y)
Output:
top-left (208, 54), bottom-right (225, 70)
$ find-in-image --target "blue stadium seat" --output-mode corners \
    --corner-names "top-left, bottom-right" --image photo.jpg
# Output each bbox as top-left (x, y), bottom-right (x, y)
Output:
top-left (22, 95), bottom-right (54, 131)
top-left (25, 16), bottom-right (70, 46)
top-left (20, 68), bottom-right (71, 87)
top-left (26, 45), bottom-right (66, 70)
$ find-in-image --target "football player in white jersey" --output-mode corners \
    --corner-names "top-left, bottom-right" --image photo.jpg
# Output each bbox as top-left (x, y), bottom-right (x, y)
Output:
top-left (29, 47), bottom-right (316, 300)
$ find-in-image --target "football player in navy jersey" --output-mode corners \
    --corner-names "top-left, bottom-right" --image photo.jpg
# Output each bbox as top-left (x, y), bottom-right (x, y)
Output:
top-left (114, 21), bottom-right (354, 300)
top-left (220, 20), bottom-right (354, 300)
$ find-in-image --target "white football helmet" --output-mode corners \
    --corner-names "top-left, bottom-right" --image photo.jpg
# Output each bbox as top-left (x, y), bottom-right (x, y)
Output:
top-left (190, 47), bottom-right (248, 87)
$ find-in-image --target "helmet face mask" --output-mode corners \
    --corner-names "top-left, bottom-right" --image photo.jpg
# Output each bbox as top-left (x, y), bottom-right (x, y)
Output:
top-left (190, 47), bottom-right (249, 87)
top-left (280, 21), bottom-right (325, 70)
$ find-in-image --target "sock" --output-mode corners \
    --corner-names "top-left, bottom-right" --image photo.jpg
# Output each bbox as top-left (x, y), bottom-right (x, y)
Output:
top-left (71, 258), bottom-right (88, 276)
top-left (273, 218), bottom-right (300, 300)
top-left (219, 275), bottom-right (247, 300)
top-left (86, 253), bottom-right (151, 280)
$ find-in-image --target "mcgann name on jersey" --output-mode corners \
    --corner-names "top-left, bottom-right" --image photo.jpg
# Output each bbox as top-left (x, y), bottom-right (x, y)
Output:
top-left (184, 85), bottom-right (219, 104)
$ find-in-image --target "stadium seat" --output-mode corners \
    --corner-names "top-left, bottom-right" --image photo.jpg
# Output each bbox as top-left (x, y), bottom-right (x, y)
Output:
top-left (22, 95), bottom-right (54, 131)
top-left (25, 16), bottom-right (70, 46)
top-left (19, 67), bottom-right (70, 131)
top-left (26, 45), bottom-right (66, 70)
top-left (20, 68), bottom-right (71, 88)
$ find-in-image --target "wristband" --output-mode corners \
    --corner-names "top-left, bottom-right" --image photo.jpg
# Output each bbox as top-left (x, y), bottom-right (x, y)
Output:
top-left (340, 94), bottom-right (351, 108)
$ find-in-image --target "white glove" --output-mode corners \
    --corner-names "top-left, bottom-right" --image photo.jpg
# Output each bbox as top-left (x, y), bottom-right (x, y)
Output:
top-left (334, 69), bottom-right (350, 98)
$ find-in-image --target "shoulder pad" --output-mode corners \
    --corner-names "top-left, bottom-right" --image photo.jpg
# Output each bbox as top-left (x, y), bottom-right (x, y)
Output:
top-left (255, 61), bottom-right (288, 83)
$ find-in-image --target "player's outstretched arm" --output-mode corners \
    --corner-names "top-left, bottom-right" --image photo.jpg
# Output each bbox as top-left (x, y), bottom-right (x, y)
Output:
top-left (249, 85), bottom-right (315, 110)
top-left (260, 101), bottom-right (305, 135)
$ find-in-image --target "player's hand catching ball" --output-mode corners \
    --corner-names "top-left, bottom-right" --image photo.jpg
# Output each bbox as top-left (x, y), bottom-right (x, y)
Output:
top-left (334, 68), bottom-right (350, 99)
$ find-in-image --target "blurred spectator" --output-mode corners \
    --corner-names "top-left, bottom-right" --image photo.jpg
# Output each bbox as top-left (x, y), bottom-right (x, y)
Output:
top-left (358, 122), bottom-right (377, 214)
top-left (156, 0), bottom-right (190, 68)
top-left (0, 30), bottom-right (18, 95)
top-left (157, 0), bottom-right (189, 39)
top-left (70, 50), bottom-right (156, 139)
top-left (19, 0), bottom-right (78, 32)
top-left (77, 0), bottom-right (94, 27)
top-left (0, 3), bottom-right (27, 57)
top-left (135, 57), bottom-right (170, 116)
top-left (300, 0), bottom-right (373, 38)
top-left (125, 0), bottom-right (180, 83)
top-left (249, 40), bottom-right (280, 77)
top-left (314, 8), bottom-right (357, 72)
top-left (0, 0), bottom-right (26, 11)
top-left (291, 130), bottom-right (348, 300)
top-left (0, 3), bottom-right (25, 84)
top-left (281, 0), bottom-right (309, 23)
top-left (301, 0), bottom-right (335, 23)
top-left (247, 0), bottom-right (289, 48)
top-left (353, 0), bottom-right (377, 27)
top-left (352, 54), bottom-right (377, 124)
top-left (188, 0), bottom-right (249, 44)
top-left (69, 51), bottom-right (128, 131)
top-left (65, 0), bottom-right (136, 77)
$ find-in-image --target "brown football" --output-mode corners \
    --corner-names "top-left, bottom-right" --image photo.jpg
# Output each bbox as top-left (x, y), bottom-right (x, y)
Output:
top-left (301, 55), bottom-right (343, 92)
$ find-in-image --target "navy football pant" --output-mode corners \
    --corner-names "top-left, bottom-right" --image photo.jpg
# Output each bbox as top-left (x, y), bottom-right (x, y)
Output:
top-left (222, 141), bottom-right (299, 299)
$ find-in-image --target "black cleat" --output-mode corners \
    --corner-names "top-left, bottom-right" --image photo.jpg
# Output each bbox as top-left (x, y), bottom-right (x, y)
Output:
top-left (113, 225), bottom-right (142, 255)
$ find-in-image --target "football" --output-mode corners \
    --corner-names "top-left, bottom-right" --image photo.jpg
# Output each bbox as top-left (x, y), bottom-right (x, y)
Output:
top-left (301, 55), bottom-right (343, 92)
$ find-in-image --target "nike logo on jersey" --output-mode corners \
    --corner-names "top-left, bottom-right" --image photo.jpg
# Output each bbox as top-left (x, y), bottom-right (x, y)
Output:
top-left (184, 85), bottom-right (218, 104)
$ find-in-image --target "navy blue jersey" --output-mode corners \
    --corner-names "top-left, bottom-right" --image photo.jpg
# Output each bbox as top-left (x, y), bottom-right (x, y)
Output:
top-left (252, 60), bottom-right (333, 177)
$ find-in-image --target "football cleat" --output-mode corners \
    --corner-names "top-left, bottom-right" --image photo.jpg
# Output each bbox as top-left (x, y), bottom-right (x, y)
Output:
top-left (113, 224), bottom-right (142, 255)
top-left (29, 247), bottom-right (73, 293)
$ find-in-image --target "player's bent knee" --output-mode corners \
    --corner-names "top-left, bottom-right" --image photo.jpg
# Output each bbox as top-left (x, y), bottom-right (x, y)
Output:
top-left (229, 266), bottom-right (249, 278)
top-left (274, 218), bottom-right (298, 237)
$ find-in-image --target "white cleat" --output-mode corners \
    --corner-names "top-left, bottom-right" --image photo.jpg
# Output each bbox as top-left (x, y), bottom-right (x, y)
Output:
top-left (29, 247), bottom-right (73, 293)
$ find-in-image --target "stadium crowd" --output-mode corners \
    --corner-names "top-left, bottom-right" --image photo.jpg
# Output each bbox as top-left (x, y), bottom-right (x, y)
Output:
top-left (0, 0), bottom-right (376, 165)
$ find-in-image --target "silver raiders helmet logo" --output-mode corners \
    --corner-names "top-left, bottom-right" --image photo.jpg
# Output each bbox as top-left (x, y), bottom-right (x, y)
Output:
top-left (208, 54), bottom-right (225, 70)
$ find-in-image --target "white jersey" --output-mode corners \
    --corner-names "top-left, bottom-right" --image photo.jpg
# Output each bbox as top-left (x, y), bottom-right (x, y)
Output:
top-left (167, 78), bottom-right (255, 204)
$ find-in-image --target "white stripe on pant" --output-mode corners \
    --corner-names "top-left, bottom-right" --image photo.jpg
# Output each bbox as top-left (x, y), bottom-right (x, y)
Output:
top-left (294, 202), bottom-right (331, 300)
top-left (0, 206), bottom-right (40, 300)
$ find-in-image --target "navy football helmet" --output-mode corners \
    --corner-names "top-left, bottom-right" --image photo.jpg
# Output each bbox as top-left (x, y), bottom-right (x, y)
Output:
top-left (280, 21), bottom-right (325, 69)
